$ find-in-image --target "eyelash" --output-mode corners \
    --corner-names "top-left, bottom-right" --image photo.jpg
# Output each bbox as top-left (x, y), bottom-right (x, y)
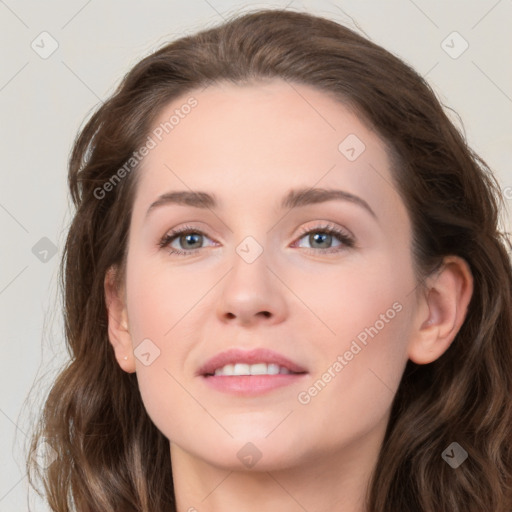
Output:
top-left (158, 223), bottom-right (355, 257)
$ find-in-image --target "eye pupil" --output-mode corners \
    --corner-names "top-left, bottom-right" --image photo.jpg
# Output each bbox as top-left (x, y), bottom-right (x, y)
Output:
top-left (310, 232), bottom-right (331, 248)
top-left (182, 233), bottom-right (202, 249)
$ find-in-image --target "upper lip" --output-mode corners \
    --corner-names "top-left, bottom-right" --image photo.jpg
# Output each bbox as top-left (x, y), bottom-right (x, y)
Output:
top-left (197, 348), bottom-right (308, 376)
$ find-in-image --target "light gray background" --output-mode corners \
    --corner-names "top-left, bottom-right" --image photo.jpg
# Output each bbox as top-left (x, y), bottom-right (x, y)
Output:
top-left (1, 0), bottom-right (511, 510)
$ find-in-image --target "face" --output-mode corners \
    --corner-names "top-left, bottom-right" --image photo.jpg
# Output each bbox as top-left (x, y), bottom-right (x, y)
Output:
top-left (120, 79), bottom-right (420, 471)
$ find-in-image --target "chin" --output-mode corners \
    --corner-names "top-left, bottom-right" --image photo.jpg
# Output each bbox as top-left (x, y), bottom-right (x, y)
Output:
top-left (216, 431), bottom-right (310, 471)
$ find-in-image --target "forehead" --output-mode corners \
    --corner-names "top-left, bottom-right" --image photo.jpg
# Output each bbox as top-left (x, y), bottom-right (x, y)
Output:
top-left (132, 79), bottom-right (405, 223)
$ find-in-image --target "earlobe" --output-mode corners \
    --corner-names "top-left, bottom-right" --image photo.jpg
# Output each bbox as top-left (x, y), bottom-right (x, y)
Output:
top-left (104, 266), bottom-right (136, 373)
top-left (408, 256), bottom-right (474, 365)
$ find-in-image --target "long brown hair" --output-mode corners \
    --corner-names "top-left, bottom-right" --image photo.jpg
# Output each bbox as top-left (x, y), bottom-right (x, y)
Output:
top-left (26, 8), bottom-right (512, 511)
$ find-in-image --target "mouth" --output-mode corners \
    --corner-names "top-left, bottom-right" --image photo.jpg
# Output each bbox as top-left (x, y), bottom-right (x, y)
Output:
top-left (198, 348), bottom-right (308, 396)
top-left (205, 362), bottom-right (303, 377)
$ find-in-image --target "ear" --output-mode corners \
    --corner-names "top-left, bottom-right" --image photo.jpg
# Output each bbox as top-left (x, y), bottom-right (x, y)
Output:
top-left (104, 265), bottom-right (136, 373)
top-left (408, 255), bottom-right (473, 364)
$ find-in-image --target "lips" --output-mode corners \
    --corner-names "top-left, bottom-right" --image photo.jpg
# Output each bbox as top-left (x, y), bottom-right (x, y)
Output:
top-left (197, 348), bottom-right (307, 377)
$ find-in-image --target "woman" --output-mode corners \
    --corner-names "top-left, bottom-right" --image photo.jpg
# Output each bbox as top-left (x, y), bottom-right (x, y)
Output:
top-left (26, 8), bottom-right (512, 512)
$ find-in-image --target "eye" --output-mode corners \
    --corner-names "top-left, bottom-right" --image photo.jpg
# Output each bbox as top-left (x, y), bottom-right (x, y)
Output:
top-left (158, 225), bottom-right (216, 256)
top-left (292, 223), bottom-right (355, 254)
top-left (158, 222), bottom-right (355, 257)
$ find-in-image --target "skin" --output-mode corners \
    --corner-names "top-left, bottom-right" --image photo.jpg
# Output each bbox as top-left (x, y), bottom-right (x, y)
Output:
top-left (105, 79), bottom-right (473, 512)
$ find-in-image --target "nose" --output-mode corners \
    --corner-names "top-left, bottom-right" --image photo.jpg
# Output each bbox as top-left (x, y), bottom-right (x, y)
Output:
top-left (216, 249), bottom-right (288, 327)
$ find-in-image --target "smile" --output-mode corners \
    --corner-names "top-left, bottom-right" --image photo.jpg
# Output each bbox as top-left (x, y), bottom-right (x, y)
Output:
top-left (198, 348), bottom-right (308, 396)
top-left (210, 362), bottom-right (298, 376)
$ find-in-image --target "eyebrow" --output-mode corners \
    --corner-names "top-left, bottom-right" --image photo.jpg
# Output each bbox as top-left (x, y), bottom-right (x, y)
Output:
top-left (145, 187), bottom-right (377, 220)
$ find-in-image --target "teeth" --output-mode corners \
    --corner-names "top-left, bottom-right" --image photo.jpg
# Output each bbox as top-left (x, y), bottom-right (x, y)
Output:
top-left (213, 362), bottom-right (292, 376)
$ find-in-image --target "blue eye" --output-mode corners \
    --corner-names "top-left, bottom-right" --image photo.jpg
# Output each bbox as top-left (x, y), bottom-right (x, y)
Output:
top-left (293, 223), bottom-right (355, 253)
top-left (158, 225), bottom-right (215, 256)
top-left (158, 222), bottom-right (355, 256)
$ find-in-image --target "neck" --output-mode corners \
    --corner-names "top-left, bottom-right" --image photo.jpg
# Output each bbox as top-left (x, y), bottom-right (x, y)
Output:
top-left (170, 421), bottom-right (385, 512)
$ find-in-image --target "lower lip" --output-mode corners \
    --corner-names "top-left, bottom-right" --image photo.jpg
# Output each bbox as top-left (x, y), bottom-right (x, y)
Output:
top-left (201, 374), bottom-right (308, 396)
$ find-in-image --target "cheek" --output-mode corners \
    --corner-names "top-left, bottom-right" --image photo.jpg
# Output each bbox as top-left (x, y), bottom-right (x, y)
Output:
top-left (125, 255), bottom-right (198, 343)
top-left (293, 251), bottom-right (413, 427)
top-left (126, 247), bottom-right (223, 336)
top-left (289, 242), bottom-right (414, 355)
top-left (294, 300), bottom-right (411, 451)
top-left (123, 255), bottom-right (217, 438)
